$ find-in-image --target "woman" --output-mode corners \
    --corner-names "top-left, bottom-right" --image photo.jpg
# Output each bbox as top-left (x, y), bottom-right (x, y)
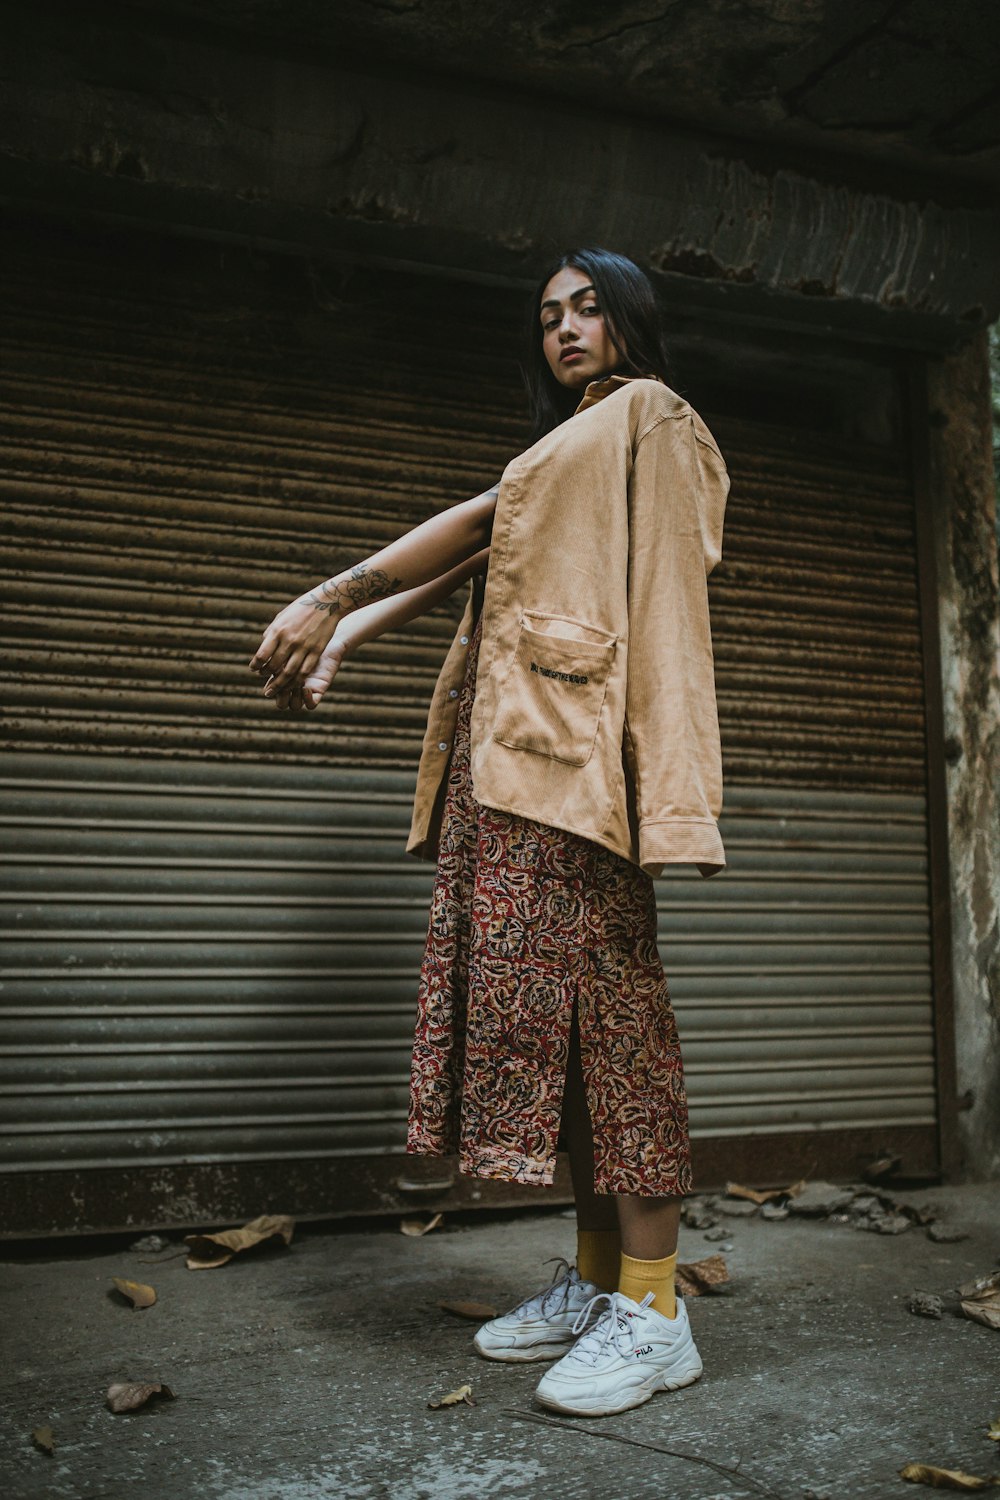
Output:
top-left (250, 248), bottom-right (730, 1417)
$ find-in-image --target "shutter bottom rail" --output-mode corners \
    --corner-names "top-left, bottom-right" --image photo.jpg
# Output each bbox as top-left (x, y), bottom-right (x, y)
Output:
top-left (0, 1125), bottom-right (939, 1240)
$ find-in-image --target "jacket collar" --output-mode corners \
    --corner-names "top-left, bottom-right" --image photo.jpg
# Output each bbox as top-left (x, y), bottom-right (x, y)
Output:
top-left (573, 372), bottom-right (662, 416)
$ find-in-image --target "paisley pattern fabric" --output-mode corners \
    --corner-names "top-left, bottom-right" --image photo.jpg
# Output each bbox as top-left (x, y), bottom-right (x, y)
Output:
top-left (407, 610), bottom-right (693, 1197)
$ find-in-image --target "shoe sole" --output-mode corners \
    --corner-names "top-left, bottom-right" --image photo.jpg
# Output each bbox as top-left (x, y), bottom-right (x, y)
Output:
top-left (474, 1339), bottom-right (574, 1364)
top-left (534, 1365), bottom-right (703, 1417)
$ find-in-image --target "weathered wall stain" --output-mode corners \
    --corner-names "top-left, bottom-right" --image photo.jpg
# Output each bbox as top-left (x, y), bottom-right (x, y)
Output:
top-left (2, 9), bottom-right (998, 340)
top-left (926, 332), bottom-right (1000, 1179)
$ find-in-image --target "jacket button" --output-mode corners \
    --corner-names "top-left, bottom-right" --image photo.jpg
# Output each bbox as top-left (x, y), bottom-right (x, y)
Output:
top-left (460, 635), bottom-right (469, 646)
top-left (448, 689), bottom-right (458, 699)
top-left (437, 740), bottom-right (449, 751)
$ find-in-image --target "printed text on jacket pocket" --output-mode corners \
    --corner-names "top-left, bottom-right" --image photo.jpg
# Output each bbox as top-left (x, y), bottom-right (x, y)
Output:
top-left (530, 661), bottom-right (590, 685)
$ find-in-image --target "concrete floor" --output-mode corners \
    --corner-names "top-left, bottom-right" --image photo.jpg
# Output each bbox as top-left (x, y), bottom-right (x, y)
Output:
top-left (2, 1185), bottom-right (999, 1500)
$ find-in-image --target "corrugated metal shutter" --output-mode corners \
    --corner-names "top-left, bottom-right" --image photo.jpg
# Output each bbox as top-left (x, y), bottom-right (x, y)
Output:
top-left (0, 759), bottom-right (931, 1171)
top-left (0, 227), bottom-right (523, 769)
top-left (0, 219), bottom-right (938, 1233)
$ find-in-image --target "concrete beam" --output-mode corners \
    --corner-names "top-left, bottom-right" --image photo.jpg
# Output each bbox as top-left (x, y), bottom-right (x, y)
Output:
top-left (921, 334), bottom-right (1000, 1180)
top-left (2, 6), bottom-right (999, 345)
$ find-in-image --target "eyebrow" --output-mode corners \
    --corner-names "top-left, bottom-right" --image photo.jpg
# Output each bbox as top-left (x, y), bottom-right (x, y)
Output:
top-left (539, 283), bottom-right (597, 314)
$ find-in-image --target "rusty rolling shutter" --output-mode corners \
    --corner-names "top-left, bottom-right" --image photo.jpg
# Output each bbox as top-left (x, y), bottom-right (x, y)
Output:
top-left (0, 221), bottom-right (532, 1232)
top-left (676, 403), bottom-right (937, 1182)
top-left (0, 217), bottom-right (939, 1234)
top-left (0, 762), bottom-right (930, 1173)
top-left (0, 225), bottom-right (524, 769)
top-left (0, 756), bottom-right (434, 1171)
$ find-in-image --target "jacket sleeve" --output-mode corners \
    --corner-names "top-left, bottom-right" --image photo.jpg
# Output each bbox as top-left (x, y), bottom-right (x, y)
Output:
top-left (625, 411), bottom-right (730, 878)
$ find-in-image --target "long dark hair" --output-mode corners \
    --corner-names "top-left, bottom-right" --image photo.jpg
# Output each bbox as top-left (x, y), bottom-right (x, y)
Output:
top-left (522, 247), bottom-right (672, 443)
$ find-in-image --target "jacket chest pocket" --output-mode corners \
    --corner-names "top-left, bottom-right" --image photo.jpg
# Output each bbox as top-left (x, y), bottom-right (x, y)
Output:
top-left (492, 614), bottom-right (617, 767)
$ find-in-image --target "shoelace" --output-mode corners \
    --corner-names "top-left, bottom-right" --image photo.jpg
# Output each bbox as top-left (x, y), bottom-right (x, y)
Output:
top-left (566, 1290), bottom-right (657, 1366)
top-left (510, 1257), bottom-right (581, 1321)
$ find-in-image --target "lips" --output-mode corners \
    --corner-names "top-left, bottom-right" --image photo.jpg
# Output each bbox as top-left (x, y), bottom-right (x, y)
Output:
top-left (560, 347), bottom-right (585, 363)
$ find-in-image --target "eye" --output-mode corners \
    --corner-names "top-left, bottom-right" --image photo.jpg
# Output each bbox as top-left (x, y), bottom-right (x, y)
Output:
top-left (582, 304), bottom-right (601, 316)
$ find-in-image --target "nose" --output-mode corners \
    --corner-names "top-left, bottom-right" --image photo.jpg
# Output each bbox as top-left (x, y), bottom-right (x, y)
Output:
top-left (557, 311), bottom-right (580, 343)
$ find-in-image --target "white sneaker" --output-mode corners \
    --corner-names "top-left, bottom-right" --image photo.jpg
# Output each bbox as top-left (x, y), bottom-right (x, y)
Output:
top-left (533, 1290), bottom-right (703, 1416)
top-left (473, 1261), bottom-right (606, 1364)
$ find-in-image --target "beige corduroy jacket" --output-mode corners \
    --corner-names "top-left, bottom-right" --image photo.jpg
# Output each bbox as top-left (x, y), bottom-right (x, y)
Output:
top-left (406, 374), bottom-right (730, 878)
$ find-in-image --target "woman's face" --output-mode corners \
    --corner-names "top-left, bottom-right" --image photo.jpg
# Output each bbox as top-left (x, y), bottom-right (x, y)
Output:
top-left (539, 265), bottom-right (620, 391)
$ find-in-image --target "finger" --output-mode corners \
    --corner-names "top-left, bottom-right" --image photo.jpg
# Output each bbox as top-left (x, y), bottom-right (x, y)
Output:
top-left (262, 657), bottom-right (297, 695)
top-left (249, 633), bottom-right (278, 673)
top-left (253, 625), bottom-right (295, 674)
top-left (272, 672), bottom-right (310, 712)
top-left (263, 670), bottom-right (295, 702)
top-left (302, 660), bottom-right (337, 708)
top-left (264, 647), bottom-right (314, 695)
top-left (263, 655), bottom-right (299, 694)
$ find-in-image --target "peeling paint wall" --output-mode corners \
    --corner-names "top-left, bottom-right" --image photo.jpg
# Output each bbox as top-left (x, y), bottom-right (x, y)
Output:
top-left (926, 334), bottom-right (1000, 1179)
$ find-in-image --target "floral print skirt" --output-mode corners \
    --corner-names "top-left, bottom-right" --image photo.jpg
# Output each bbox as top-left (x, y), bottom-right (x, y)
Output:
top-left (406, 611), bottom-right (693, 1197)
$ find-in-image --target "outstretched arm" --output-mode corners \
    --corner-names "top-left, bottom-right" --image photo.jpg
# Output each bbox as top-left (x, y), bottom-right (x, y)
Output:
top-left (271, 546), bottom-right (490, 711)
top-left (249, 483), bottom-right (498, 695)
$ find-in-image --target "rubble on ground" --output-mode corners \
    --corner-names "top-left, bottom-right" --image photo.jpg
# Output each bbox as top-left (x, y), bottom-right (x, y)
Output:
top-left (718, 1197), bottom-right (759, 1217)
top-left (927, 1222), bottom-right (971, 1243)
top-left (681, 1179), bottom-right (967, 1243)
top-left (908, 1291), bottom-right (945, 1319)
top-left (788, 1182), bottom-right (856, 1216)
top-left (128, 1234), bottom-right (171, 1253)
top-left (681, 1199), bottom-right (719, 1230)
top-left (876, 1213), bottom-right (912, 1236)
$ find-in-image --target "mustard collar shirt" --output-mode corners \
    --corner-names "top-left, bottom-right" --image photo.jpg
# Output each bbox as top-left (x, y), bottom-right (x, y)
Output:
top-left (407, 375), bottom-right (730, 878)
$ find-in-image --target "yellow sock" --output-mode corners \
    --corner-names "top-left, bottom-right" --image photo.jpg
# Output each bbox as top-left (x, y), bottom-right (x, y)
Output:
top-left (618, 1250), bottom-right (678, 1319)
top-left (576, 1228), bottom-right (621, 1291)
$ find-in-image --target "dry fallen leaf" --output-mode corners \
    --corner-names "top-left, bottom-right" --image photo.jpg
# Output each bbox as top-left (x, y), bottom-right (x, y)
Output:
top-left (438, 1299), bottom-right (497, 1321)
top-left (676, 1253), bottom-right (730, 1297)
top-left (30, 1426), bottom-right (55, 1455)
top-left (725, 1181), bottom-right (772, 1205)
top-left (900, 1464), bottom-right (1000, 1490)
top-left (111, 1277), bottom-right (157, 1309)
top-left (184, 1214), bottom-right (295, 1270)
top-left (401, 1212), bottom-right (443, 1238)
top-left (958, 1271), bottom-right (1000, 1300)
top-left (988, 1420), bottom-right (1000, 1443)
top-left (106, 1382), bottom-right (175, 1414)
top-left (958, 1271), bottom-right (1000, 1331)
top-left (428, 1383), bottom-right (475, 1409)
top-left (725, 1179), bottom-right (806, 1205)
top-left (963, 1301), bottom-right (1000, 1331)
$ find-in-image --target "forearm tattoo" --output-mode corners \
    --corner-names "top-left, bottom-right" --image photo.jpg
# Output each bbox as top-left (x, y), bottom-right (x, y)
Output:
top-left (309, 563), bottom-right (403, 616)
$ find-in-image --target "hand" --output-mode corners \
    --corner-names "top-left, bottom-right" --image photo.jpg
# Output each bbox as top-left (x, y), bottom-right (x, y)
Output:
top-left (268, 635), bottom-right (349, 712)
top-left (249, 592), bottom-right (343, 696)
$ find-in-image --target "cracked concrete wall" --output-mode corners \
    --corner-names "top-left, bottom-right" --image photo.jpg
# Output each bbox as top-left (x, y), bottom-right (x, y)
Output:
top-left (108, 0), bottom-right (1000, 192)
top-left (926, 333), bottom-right (1000, 1180)
top-left (2, 8), bottom-right (999, 337)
